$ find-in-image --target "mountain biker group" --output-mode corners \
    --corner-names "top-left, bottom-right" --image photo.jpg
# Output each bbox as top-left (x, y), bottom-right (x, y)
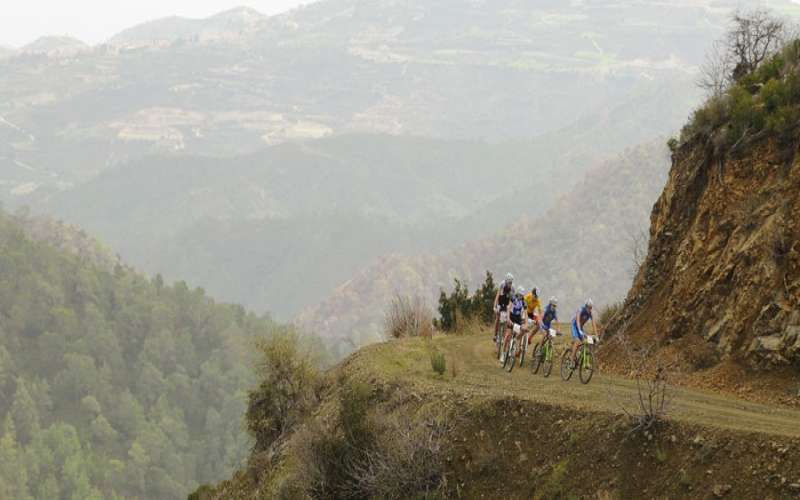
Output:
top-left (492, 272), bottom-right (600, 367)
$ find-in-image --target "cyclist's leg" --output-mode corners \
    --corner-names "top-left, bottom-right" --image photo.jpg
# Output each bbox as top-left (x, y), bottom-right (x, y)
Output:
top-left (570, 321), bottom-right (582, 362)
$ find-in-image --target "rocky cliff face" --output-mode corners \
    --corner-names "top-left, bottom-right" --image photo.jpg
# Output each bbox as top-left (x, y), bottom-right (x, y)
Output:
top-left (615, 138), bottom-right (800, 369)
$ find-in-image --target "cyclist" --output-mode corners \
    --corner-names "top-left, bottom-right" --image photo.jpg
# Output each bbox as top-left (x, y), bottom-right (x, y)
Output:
top-left (570, 299), bottom-right (600, 368)
top-left (542, 297), bottom-right (558, 331)
top-left (531, 296), bottom-right (559, 356)
top-left (493, 273), bottom-right (514, 342)
top-left (501, 286), bottom-right (528, 364)
top-left (524, 286), bottom-right (543, 345)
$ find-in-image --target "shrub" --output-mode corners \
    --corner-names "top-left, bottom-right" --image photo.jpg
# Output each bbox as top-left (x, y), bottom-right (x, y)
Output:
top-left (349, 416), bottom-right (449, 499)
top-left (295, 381), bottom-right (377, 499)
top-left (385, 295), bottom-right (434, 339)
top-left (245, 333), bottom-right (319, 451)
top-left (430, 352), bottom-right (446, 376)
top-left (599, 301), bottom-right (623, 333)
top-left (667, 137), bottom-right (679, 153)
top-left (437, 272), bottom-right (497, 331)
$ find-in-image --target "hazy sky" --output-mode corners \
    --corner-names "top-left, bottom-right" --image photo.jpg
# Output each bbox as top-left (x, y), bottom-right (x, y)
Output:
top-left (1, 1), bottom-right (312, 48)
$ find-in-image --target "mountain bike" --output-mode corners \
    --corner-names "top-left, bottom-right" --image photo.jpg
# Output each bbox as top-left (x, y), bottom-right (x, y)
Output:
top-left (560, 334), bottom-right (597, 384)
top-left (495, 311), bottom-right (508, 361)
top-left (531, 327), bottom-right (558, 377)
top-left (517, 320), bottom-right (535, 368)
top-left (502, 323), bottom-right (523, 372)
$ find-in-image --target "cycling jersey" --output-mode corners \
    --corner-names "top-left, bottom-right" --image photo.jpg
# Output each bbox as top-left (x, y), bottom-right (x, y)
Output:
top-left (498, 281), bottom-right (514, 309)
top-left (541, 304), bottom-right (557, 330)
top-left (571, 305), bottom-right (593, 340)
top-left (524, 292), bottom-right (541, 316)
top-left (576, 305), bottom-right (593, 329)
top-left (510, 296), bottom-right (525, 325)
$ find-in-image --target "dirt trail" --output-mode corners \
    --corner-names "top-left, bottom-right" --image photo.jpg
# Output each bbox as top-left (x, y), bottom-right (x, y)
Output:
top-left (362, 334), bottom-right (800, 438)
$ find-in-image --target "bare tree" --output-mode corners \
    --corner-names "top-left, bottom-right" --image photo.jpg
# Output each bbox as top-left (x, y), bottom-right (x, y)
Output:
top-left (385, 294), bottom-right (434, 339)
top-left (698, 9), bottom-right (788, 96)
top-left (729, 9), bottom-right (786, 79)
top-left (698, 40), bottom-right (734, 97)
top-left (609, 333), bottom-right (675, 435)
top-left (627, 227), bottom-right (649, 279)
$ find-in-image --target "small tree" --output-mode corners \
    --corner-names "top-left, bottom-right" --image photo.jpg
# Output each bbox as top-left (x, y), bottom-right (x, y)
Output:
top-left (471, 271), bottom-right (498, 324)
top-left (245, 333), bottom-right (319, 451)
top-left (699, 9), bottom-right (788, 96)
top-left (437, 279), bottom-right (470, 331)
top-left (437, 272), bottom-right (497, 331)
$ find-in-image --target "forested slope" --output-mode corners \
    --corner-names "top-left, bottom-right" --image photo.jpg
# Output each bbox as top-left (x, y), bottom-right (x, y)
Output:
top-left (0, 209), bottom-right (288, 499)
top-left (299, 141), bottom-right (670, 355)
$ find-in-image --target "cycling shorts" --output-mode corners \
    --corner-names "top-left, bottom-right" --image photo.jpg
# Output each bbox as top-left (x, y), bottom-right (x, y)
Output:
top-left (510, 314), bottom-right (523, 326)
top-left (571, 320), bottom-right (584, 341)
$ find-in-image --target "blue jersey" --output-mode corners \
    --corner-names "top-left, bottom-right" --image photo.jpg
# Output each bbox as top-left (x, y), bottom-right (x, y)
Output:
top-left (574, 305), bottom-right (593, 328)
top-left (542, 304), bottom-right (557, 329)
top-left (510, 296), bottom-right (525, 323)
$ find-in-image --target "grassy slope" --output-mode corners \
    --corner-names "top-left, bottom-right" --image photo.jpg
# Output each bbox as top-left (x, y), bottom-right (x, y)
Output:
top-left (205, 330), bottom-right (800, 499)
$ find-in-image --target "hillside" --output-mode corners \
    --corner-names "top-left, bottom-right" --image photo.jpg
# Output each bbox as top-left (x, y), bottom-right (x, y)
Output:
top-left (0, 209), bottom-right (291, 499)
top-left (605, 41), bottom-right (800, 392)
top-left (108, 7), bottom-right (266, 47)
top-left (0, 0), bottom-right (760, 199)
top-left (196, 332), bottom-right (800, 499)
top-left (0, 0), bottom-right (767, 334)
top-left (20, 36), bottom-right (89, 57)
top-left (38, 133), bottom-right (654, 318)
top-left (300, 140), bottom-right (671, 355)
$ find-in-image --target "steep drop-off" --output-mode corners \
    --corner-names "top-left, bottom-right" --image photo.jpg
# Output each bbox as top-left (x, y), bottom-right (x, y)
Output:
top-left (611, 138), bottom-right (800, 371)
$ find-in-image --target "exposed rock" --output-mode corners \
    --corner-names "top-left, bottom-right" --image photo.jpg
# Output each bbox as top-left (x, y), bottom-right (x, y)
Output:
top-left (610, 139), bottom-right (800, 369)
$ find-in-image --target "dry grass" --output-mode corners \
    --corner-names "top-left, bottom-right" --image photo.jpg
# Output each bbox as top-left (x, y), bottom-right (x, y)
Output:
top-left (385, 294), bottom-right (434, 339)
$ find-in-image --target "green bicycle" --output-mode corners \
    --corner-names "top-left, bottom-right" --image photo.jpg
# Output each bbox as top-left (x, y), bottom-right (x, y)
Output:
top-left (530, 328), bottom-right (558, 377)
top-left (560, 334), bottom-right (597, 384)
top-left (495, 311), bottom-right (508, 361)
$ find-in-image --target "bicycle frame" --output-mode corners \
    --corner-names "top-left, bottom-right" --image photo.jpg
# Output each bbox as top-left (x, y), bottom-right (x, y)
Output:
top-left (543, 338), bottom-right (553, 362)
top-left (579, 337), bottom-right (595, 369)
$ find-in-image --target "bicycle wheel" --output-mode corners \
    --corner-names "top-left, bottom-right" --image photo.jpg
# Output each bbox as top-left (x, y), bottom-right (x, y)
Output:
top-left (505, 339), bottom-right (517, 372)
top-left (579, 347), bottom-right (595, 384)
top-left (519, 334), bottom-right (527, 368)
top-left (530, 344), bottom-right (542, 374)
top-left (560, 349), bottom-right (574, 381)
top-left (542, 341), bottom-right (554, 378)
top-left (496, 329), bottom-right (503, 361)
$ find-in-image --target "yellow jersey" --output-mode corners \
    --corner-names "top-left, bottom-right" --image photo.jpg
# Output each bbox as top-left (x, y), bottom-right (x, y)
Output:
top-left (524, 293), bottom-right (541, 317)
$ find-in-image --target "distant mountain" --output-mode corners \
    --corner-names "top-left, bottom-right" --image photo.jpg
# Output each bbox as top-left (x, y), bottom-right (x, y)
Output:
top-left (108, 7), bottom-right (266, 47)
top-left (2, 0), bottom-right (778, 199)
top-left (40, 134), bottom-right (569, 318)
top-left (0, 46), bottom-right (15, 59)
top-left (298, 140), bottom-right (671, 355)
top-left (3, 0), bottom-right (798, 328)
top-left (20, 36), bottom-right (89, 56)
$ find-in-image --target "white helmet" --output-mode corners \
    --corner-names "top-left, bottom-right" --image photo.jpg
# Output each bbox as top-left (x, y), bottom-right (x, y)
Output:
top-left (585, 298), bottom-right (594, 308)
top-left (505, 272), bottom-right (514, 282)
top-left (549, 296), bottom-right (558, 306)
top-left (517, 286), bottom-right (525, 296)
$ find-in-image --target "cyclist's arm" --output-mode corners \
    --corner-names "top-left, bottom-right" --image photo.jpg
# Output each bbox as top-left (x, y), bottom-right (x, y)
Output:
top-left (493, 289), bottom-right (500, 310)
top-left (590, 313), bottom-right (600, 339)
